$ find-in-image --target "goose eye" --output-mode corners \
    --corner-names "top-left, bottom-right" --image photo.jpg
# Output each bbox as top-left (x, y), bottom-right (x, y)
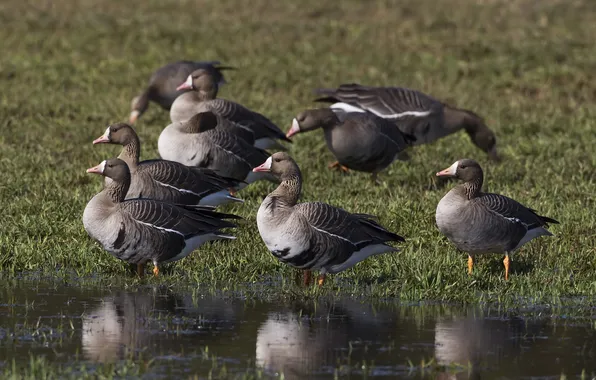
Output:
top-left (274, 158), bottom-right (281, 163)
top-left (459, 164), bottom-right (467, 169)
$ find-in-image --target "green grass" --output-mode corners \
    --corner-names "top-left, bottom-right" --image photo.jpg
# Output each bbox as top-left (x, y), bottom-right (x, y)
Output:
top-left (0, 0), bottom-right (595, 303)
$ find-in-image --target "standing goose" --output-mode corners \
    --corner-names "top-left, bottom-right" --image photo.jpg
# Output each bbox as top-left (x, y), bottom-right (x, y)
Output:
top-left (171, 68), bottom-right (291, 150)
top-left (92, 122), bottom-right (243, 207)
top-left (286, 108), bottom-right (416, 183)
top-left (129, 60), bottom-right (234, 124)
top-left (253, 152), bottom-right (405, 286)
top-left (158, 111), bottom-right (274, 186)
top-left (314, 83), bottom-right (499, 161)
top-left (435, 159), bottom-right (559, 280)
top-left (83, 158), bottom-right (239, 276)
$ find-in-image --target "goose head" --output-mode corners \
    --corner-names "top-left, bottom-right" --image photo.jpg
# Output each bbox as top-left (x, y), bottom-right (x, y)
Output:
top-left (286, 108), bottom-right (340, 138)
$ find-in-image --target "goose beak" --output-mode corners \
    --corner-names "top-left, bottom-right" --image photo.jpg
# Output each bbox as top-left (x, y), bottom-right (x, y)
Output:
top-left (86, 161), bottom-right (106, 175)
top-left (488, 146), bottom-right (501, 162)
top-left (252, 157), bottom-right (272, 172)
top-left (285, 118), bottom-right (300, 139)
top-left (436, 161), bottom-right (458, 177)
top-left (92, 126), bottom-right (111, 144)
top-left (176, 75), bottom-right (193, 91)
top-left (129, 110), bottom-right (140, 124)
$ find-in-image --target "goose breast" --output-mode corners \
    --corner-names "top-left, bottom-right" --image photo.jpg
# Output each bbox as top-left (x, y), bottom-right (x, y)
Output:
top-left (256, 197), bottom-right (310, 260)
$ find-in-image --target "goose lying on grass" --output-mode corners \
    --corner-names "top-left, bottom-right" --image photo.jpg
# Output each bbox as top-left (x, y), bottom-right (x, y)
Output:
top-left (171, 68), bottom-right (291, 150)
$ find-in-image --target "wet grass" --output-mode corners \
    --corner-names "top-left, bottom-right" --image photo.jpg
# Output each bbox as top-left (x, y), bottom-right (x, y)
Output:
top-left (0, 0), bottom-right (595, 303)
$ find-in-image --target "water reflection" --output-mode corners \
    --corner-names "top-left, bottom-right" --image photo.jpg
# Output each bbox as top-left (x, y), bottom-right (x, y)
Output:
top-left (0, 278), bottom-right (595, 379)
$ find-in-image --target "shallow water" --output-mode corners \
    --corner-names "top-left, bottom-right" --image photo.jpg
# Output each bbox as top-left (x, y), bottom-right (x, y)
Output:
top-left (0, 277), bottom-right (595, 379)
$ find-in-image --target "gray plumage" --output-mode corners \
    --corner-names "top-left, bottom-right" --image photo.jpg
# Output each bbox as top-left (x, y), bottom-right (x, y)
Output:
top-left (158, 112), bottom-right (274, 185)
top-left (130, 60), bottom-right (234, 123)
top-left (169, 68), bottom-right (290, 149)
top-left (254, 152), bottom-right (404, 277)
top-left (435, 159), bottom-right (558, 278)
top-left (83, 159), bottom-right (239, 270)
top-left (93, 123), bottom-right (242, 207)
top-left (315, 83), bottom-right (499, 161)
top-left (288, 108), bottom-right (415, 180)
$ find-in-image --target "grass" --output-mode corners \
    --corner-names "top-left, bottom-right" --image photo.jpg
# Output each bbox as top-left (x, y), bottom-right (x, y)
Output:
top-left (0, 0), bottom-right (595, 303)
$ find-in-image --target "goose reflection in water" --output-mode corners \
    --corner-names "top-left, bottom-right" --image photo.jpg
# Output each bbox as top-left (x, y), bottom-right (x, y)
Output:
top-left (81, 291), bottom-right (160, 362)
top-left (81, 288), bottom-right (242, 363)
top-left (433, 309), bottom-right (540, 380)
top-left (255, 300), bottom-right (394, 379)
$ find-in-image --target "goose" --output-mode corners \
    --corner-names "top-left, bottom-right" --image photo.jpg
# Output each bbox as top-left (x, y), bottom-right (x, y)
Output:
top-left (92, 123), bottom-right (243, 207)
top-left (435, 159), bottom-right (559, 280)
top-left (253, 152), bottom-right (405, 286)
top-left (83, 158), bottom-right (239, 276)
top-left (129, 60), bottom-right (234, 124)
top-left (170, 68), bottom-right (291, 150)
top-left (158, 111), bottom-right (274, 187)
top-left (286, 108), bottom-right (416, 183)
top-left (314, 83), bottom-right (500, 161)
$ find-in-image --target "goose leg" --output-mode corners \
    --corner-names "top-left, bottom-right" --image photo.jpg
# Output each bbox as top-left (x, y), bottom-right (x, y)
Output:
top-left (328, 161), bottom-right (350, 173)
top-left (371, 172), bottom-right (381, 185)
top-left (303, 270), bottom-right (312, 286)
top-left (136, 263), bottom-right (145, 277)
top-left (153, 264), bottom-right (160, 277)
top-left (317, 274), bottom-right (326, 287)
top-left (228, 188), bottom-right (237, 197)
top-left (503, 253), bottom-right (510, 281)
top-left (467, 255), bottom-right (474, 275)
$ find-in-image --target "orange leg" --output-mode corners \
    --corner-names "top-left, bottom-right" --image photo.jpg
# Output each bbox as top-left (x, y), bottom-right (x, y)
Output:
top-left (153, 264), bottom-right (160, 277)
top-left (328, 161), bottom-right (350, 173)
top-left (467, 255), bottom-right (474, 275)
top-left (317, 274), bottom-right (326, 287)
top-left (228, 188), bottom-right (237, 197)
top-left (503, 253), bottom-right (510, 281)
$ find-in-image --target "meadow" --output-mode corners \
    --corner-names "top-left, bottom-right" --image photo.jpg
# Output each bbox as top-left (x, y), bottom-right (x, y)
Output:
top-left (1, 0), bottom-right (595, 304)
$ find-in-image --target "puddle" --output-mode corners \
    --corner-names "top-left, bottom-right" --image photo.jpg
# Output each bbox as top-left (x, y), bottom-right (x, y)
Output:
top-left (0, 277), bottom-right (595, 378)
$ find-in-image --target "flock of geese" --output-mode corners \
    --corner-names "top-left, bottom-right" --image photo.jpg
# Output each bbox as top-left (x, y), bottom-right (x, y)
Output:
top-left (82, 60), bottom-right (559, 284)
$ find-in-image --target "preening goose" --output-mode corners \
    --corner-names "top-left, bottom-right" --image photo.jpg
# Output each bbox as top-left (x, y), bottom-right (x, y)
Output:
top-left (286, 108), bottom-right (415, 183)
top-left (92, 122), bottom-right (242, 207)
top-left (253, 152), bottom-right (405, 286)
top-left (170, 68), bottom-right (291, 150)
top-left (435, 159), bottom-right (559, 280)
top-left (129, 60), bottom-right (234, 124)
top-left (83, 158), bottom-right (239, 276)
top-left (158, 111), bottom-right (274, 186)
top-left (314, 83), bottom-right (500, 161)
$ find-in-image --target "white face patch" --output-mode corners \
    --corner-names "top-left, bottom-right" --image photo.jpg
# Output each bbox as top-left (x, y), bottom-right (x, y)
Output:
top-left (98, 160), bottom-right (107, 174)
top-left (183, 75), bottom-right (193, 89)
top-left (263, 156), bottom-right (272, 170)
top-left (291, 118), bottom-right (300, 132)
top-left (448, 160), bottom-right (459, 176)
top-left (103, 126), bottom-right (111, 139)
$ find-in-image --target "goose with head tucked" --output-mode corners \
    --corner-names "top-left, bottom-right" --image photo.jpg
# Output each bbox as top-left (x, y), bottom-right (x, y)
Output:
top-left (286, 108), bottom-right (416, 183)
top-left (435, 159), bottom-right (559, 280)
top-left (92, 123), bottom-right (243, 207)
top-left (129, 60), bottom-right (234, 124)
top-left (253, 152), bottom-right (405, 286)
top-left (314, 83), bottom-right (500, 161)
top-left (158, 111), bottom-right (274, 187)
top-left (83, 158), bottom-right (240, 276)
top-left (171, 68), bottom-right (291, 150)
